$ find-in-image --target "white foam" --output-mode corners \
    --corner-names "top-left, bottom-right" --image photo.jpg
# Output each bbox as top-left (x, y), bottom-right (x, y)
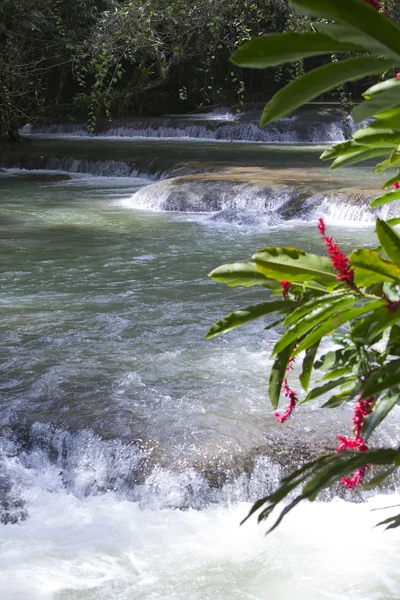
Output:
top-left (1, 483), bottom-right (400, 600)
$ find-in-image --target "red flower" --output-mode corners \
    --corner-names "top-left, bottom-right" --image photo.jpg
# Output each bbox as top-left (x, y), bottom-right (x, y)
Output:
top-left (280, 280), bottom-right (291, 301)
top-left (393, 181), bottom-right (400, 189)
top-left (275, 358), bottom-right (298, 423)
top-left (341, 466), bottom-right (369, 489)
top-left (318, 218), bottom-right (355, 285)
top-left (336, 396), bottom-right (375, 488)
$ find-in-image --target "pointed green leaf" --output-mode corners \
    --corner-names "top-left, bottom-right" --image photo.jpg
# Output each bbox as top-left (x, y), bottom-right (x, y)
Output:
top-left (370, 189), bottom-right (400, 208)
top-left (231, 32), bottom-right (363, 68)
top-left (253, 247), bottom-right (338, 286)
top-left (320, 140), bottom-right (368, 161)
top-left (260, 56), bottom-right (395, 127)
top-left (303, 377), bottom-right (356, 403)
top-left (320, 366), bottom-right (353, 381)
top-left (353, 93), bottom-right (400, 124)
top-left (364, 78), bottom-right (400, 99)
top-left (269, 342), bottom-right (296, 410)
top-left (208, 261), bottom-right (281, 288)
top-left (376, 218), bottom-right (400, 264)
top-left (330, 147), bottom-right (389, 169)
top-left (293, 300), bottom-right (386, 356)
top-left (321, 390), bottom-right (354, 408)
top-left (362, 393), bottom-right (400, 441)
top-left (299, 342), bottom-right (320, 391)
top-left (351, 304), bottom-right (400, 343)
top-left (206, 300), bottom-right (294, 339)
top-left (284, 291), bottom-right (353, 326)
top-left (353, 127), bottom-right (400, 148)
top-left (349, 248), bottom-right (400, 281)
top-left (273, 296), bottom-right (357, 356)
top-left (292, 0), bottom-right (400, 60)
top-left (315, 21), bottom-right (396, 58)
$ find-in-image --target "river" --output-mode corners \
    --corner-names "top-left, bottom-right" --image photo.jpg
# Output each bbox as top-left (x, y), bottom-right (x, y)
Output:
top-left (1, 108), bottom-right (400, 599)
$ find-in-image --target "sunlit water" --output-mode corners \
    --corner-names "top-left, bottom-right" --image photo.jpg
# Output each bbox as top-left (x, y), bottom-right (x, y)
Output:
top-left (1, 141), bottom-right (400, 599)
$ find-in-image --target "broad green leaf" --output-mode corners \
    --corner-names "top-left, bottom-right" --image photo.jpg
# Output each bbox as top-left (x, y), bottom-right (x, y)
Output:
top-left (352, 128), bottom-right (400, 148)
top-left (272, 296), bottom-right (357, 356)
top-left (320, 366), bottom-right (353, 381)
top-left (260, 56), bottom-right (395, 127)
top-left (284, 291), bottom-right (353, 325)
top-left (364, 78), bottom-right (400, 99)
top-left (292, 300), bottom-right (386, 356)
top-left (376, 218), bottom-right (400, 265)
top-left (353, 265), bottom-right (386, 288)
top-left (376, 159), bottom-right (394, 173)
top-left (349, 248), bottom-right (400, 281)
top-left (330, 147), bottom-right (389, 169)
top-left (387, 218), bottom-right (400, 226)
top-left (299, 342), bottom-right (320, 391)
top-left (253, 247), bottom-right (338, 286)
top-left (320, 140), bottom-right (368, 161)
top-left (264, 317), bottom-right (285, 331)
top-left (292, 0), bottom-right (400, 60)
top-left (315, 21), bottom-right (395, 58)
top-left (231, 32), bottom-right (363, 68)
top-left (206, 300), bottom-right (294, 339)
top-left (368, 109), bottom-right (400, 132)
top-left (321, 391), bottom-right (353, 408)
top-left (353, 91), bottom-right (400, 124)
top-left (315, 348), bottom-right (356, 371)
top-left (208, 261), bottom-right (280, 288)
top-left (351, 304), bottom-right (400, 343)
top-left (302, 377), bottom-right (356, 403)
top-left (269, 342), bottom-right (296, 410)
top-left (362, 393), bottom-right (400, 440)
top-left (370, 189), bottom-right (400, 208)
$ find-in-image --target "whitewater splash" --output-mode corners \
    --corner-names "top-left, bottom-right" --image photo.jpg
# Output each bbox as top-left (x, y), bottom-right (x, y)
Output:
top-left (2, 423), bottom-right (400, 600)
top-left (121, 176), bottom-right (399, 226)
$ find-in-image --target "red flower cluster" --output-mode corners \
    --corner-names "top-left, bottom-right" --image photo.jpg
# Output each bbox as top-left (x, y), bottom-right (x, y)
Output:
top-left (336, 397), bottom-right (375, 488)
top-left (393, 181), bottom-right (400, 189)
top-left (318, 218), bottom-right (355, 285)
top-left (274, 358), bottom-right (298, 423)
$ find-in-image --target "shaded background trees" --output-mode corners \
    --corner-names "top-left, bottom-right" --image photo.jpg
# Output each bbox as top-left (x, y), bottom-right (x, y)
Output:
top-left (1, 0), bottom-right (398, 140)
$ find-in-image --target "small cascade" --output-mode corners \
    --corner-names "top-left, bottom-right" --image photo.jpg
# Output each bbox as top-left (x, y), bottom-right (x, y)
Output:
top-left (21, 109), bottom-right (351, 143)
top-left (301, 189), bottom-right (400, 224)
top-left (0, 422), bottom-right (284, 518)
top-left (121, 177), bottom-right (298, 226)
top-left (121, 175), bottom-right (400, 226)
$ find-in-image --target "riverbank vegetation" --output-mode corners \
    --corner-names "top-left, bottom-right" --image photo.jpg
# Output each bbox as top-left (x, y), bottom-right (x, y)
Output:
top-left (209, 0), bottom-right (400, 531)
top-left (1, 0), bottom-right (399, 141)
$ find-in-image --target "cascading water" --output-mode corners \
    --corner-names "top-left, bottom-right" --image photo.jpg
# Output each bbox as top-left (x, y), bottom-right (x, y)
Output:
top-left (21, 107), bottom-right (351, 144)
top-left (2, 116), bottom-right (400, 599)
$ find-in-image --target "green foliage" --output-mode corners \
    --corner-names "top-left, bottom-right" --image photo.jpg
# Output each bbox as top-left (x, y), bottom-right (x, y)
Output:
top-left (208, 0), bottom-right (400, 532)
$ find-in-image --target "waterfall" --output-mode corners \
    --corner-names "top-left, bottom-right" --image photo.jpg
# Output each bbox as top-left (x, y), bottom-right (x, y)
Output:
top-left (21, 110), bottom-right (351, 143)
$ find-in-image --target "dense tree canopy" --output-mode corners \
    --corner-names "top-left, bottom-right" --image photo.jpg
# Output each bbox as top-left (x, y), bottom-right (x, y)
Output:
top-left (1, 0), bottom-right (399, 140)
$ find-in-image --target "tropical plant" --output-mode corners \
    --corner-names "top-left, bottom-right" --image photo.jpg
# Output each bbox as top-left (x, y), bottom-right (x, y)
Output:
top-left (207, 0), bottom-right (400, 532)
